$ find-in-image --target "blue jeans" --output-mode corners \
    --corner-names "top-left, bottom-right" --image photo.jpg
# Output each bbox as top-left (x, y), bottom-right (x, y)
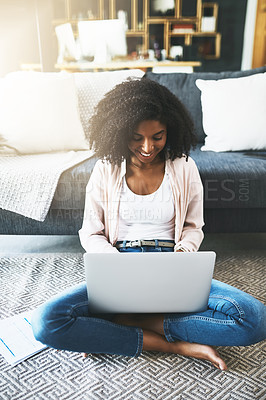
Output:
top-left (31, 243), bottom-right (266, 357)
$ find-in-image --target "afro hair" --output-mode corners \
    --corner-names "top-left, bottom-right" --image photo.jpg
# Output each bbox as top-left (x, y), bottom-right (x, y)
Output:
top-left (87, 77), bottom-right (197, 165)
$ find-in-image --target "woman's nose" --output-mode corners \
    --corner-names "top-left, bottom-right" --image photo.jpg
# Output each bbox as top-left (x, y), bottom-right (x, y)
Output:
top-left (142, 140), bottom-right (153, 153)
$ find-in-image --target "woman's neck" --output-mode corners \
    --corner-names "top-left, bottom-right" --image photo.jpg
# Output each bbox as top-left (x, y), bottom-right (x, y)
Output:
top-left (128, 155), bottom-right (165, 171)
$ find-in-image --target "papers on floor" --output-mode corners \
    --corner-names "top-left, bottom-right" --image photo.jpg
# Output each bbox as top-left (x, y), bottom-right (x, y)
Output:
top-left (0, 310), bottom-right (47, 366)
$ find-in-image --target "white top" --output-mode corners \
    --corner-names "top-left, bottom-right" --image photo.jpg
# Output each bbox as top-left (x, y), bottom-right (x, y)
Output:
top-left (118, 172), bottom-right (175, 241)
top-left (79, 157), bottom-right (204, 253)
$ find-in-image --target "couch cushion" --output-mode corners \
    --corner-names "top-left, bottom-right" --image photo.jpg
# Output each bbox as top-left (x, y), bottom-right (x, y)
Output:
top-left (190, 145), bottom-right (266, 209)
top-left (145, 66), bottom-right (266, 143)
top-left (51, 156), bottom-right (98, 211)
top-left (0, 72), bottom-right (89, 154)
top-left (196, 73), bottom-right (266, 152)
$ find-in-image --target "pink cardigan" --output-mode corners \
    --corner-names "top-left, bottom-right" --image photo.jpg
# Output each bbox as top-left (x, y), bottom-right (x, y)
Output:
top-left (79, 156), bottom-right (204, 253)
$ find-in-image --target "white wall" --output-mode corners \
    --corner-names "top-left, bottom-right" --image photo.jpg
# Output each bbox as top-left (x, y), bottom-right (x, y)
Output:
top-left (0, 0), bottom-right (56, 77)
top-left (0, 0), bottom-right (38, 76)
top-left (241, 0), bottom-right (258, 70)
top-left (35, 0), bottom-right (57, 72)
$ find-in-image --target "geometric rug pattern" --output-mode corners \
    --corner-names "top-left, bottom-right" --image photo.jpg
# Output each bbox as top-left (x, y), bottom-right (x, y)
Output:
top-left (0, 253), bottom-right (265, 400)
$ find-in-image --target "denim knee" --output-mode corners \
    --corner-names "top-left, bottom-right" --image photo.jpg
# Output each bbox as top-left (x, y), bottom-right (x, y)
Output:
top-left (31, 292), bottom-right (76, 349)
top-left (31, 306), bottom-right (48, 345)
top-left (239, 299), bottom-right (266, 345)
top-left (164, 281), bottom-right (266, 347)
top-left (210, 280), bottom-right (266, 345)
top-left (31, 302), bottom-right (59, 348)
top-left (31, 282), bottom-right (88, 348)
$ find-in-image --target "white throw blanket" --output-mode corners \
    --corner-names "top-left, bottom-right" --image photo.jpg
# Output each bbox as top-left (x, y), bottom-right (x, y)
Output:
top-left (0, 150), bottom-right (94, 221)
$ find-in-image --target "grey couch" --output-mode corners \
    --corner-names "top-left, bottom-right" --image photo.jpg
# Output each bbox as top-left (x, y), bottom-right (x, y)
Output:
top-left (1, 66), bottom-right (266, 235)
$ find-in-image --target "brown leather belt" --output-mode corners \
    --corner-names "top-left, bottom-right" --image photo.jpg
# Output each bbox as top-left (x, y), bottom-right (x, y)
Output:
top-left (115, 240), bottom-right (175, 249)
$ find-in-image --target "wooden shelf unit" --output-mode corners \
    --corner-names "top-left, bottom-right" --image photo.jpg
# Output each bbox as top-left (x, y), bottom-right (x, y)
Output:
top-left (52, 0), bottom-right (221, 61)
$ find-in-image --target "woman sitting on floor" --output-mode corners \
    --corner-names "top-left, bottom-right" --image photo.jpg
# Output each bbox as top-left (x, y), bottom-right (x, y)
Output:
top-left (32, 78), bottom-right (266, 371)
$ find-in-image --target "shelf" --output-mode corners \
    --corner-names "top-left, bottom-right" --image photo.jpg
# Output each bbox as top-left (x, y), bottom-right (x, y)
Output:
top-left (52, 0), bottom-right (221, 62)
top-left (126, 30), bottom-right (146, 36)
top-left (169, 32), bottom-right (220, 39)
top-left (147, 17), bottom-right (199, 23)
top-left (55, 60), bottom-right (202, 72)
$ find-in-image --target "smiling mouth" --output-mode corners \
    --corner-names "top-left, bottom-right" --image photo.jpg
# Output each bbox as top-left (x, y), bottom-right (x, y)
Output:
top-left (138, 151), bottom-right (153, 157)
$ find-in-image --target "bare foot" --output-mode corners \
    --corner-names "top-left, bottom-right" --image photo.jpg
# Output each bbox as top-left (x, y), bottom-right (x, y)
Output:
top-left (168, 340), bottom-right (227, 371)
top-left (113, 315), bottom-right (227, 370)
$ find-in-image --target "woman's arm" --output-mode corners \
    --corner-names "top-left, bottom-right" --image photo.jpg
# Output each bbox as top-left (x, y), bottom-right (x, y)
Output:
top-left (78, 161), bottom-right (119, 253)
top-left (175, 159), bottom-right (204, 252)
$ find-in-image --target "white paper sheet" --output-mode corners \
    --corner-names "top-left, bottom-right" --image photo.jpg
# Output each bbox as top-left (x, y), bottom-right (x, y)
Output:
top-left (0, 310), bottom-right (47, 366)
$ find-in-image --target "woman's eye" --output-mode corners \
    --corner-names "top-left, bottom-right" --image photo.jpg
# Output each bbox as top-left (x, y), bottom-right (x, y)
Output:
top-left (131, 135), bottom-right (163, 141)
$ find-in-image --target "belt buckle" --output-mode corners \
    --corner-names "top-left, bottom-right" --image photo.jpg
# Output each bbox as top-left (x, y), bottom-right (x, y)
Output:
top-left (129, 240), bottom-right (142, 247)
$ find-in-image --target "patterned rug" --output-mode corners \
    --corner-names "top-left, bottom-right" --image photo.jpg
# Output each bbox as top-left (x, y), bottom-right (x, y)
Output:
top-left (0, 253), bottom-right (265, 400)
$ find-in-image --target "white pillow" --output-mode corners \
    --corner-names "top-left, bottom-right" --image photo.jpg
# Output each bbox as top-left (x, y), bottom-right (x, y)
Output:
top-left (74, 69), bottom-right (145, 138)
top-left (196, 73), bottom-right (266, 152)
top-left (0, 71), bottom-right (89, 154)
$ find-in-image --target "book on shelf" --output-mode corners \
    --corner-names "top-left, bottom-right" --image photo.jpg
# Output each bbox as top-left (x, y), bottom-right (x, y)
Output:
top-left (172, 24), bottom-right (195, 33)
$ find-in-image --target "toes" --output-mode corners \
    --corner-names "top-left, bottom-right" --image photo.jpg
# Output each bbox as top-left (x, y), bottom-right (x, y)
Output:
top-left (211, 357), bottom-right (227, 371)
top-left (218, 361), bottom-right (227, 371)
top-left (212, 361), bottom-right (226, 370)
top-left (205, 348), bottom-right (227, 371)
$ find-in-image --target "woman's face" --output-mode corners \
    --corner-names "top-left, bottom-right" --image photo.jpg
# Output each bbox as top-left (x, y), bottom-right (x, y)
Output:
top-left (128, 120), bottom-right (167, 166)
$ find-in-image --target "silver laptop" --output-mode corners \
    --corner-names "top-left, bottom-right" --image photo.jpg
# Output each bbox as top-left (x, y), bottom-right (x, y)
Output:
top-left (84, 251), bottom-right (215, 313)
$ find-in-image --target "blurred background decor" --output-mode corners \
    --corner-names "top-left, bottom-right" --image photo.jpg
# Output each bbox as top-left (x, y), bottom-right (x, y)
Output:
top-left (0, 0), bottom-right (265, 76)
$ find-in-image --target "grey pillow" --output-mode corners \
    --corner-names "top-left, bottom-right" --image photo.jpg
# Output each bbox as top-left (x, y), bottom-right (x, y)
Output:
top-left (145, 66), bottom-right (266, 143)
